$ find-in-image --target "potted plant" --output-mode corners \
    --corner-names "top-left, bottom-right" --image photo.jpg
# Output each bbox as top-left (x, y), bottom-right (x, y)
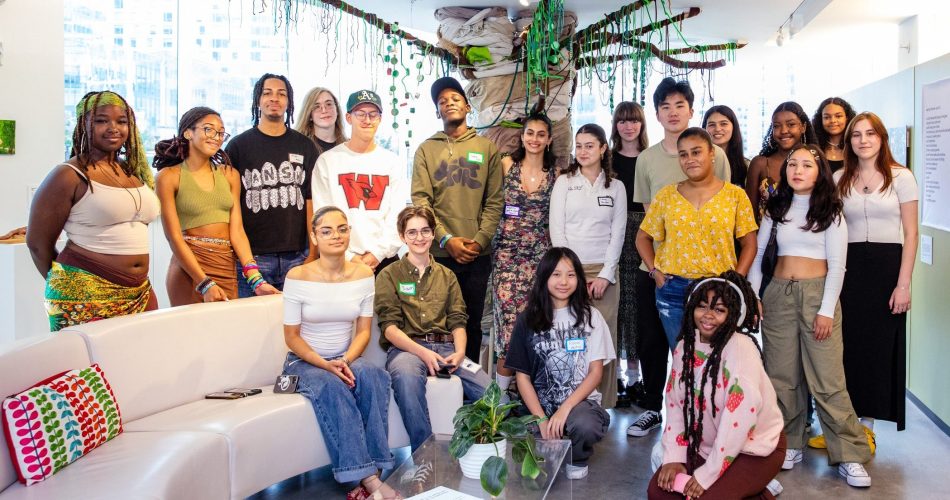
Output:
top-left (448, 381), bottom-right (544, 496)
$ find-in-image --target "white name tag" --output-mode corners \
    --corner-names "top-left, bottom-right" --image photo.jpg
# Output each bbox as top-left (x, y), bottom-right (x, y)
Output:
top-left (597, 196), bottom-right (614, 207)
top-left (565, 338), bottom-right (586, 352)
top-left (289, 153), bottom-right (304, 164)
top-left (467, 152), bottom-right (484, 164)
top-left (504, 205), bottom-right (521, 217)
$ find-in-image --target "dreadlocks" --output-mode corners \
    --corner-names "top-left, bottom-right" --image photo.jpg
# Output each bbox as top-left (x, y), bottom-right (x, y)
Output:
top-left (70, 90), bottom-right (154, 189)
top-left (251, 73), bottom-right (295, 128)
top-left (153, 106), bottom-right (232, 170)
top-left (678, 270), bottom-right (761, 474)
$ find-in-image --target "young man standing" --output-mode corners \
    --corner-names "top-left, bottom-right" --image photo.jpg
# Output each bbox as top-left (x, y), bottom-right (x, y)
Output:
top-left (627, 77), bottom-right (732, 437)
top-left (411, 76), bottom-right (504, 362)
top-left (225, 73), bottom-right (318, 296)
top-left (312, 89), bottom-right (408, 273)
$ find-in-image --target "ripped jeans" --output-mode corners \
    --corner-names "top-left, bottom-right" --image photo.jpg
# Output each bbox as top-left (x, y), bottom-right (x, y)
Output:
top-left (654, 275), bottom-right (694, 350)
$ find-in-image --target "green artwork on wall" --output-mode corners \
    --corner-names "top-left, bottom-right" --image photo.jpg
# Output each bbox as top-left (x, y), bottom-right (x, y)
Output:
top-left (0, 120), bottom-right (14, 155)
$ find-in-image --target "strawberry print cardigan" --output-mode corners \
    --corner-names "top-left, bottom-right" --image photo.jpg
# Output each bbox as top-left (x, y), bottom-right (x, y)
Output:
top-left (661, 332), bottom-right (784, 489)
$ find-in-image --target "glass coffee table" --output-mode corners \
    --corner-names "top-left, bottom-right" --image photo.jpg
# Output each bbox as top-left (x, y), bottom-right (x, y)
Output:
top-left (384, 434), bottom-right (572, 499)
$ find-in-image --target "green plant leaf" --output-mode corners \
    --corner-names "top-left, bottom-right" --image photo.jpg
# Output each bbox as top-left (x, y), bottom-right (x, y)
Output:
top-left (483, 381), bottom-right (501, 408)
top-left (520, 449), bottom-right (541, 480)
top-left (498, 419), bottom-right (526, 438)
top-left (480, 455), bottom-right (507, 496)
top-left (512, 439), bottom-right (527, 463)
top-left (449, 433), bottom-right (474, 459)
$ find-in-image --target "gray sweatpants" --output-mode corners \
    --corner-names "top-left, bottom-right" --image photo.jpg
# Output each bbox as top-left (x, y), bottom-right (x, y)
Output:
top-left (761, 276), bottom-right (871, 464)
top-left (565, 399), bottom-right (611, 465)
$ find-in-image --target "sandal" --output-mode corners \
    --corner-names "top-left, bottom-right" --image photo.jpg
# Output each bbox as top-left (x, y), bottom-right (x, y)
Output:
top-left (346, 485), bottom-right (371, 500)
top-left (362, 476), bottom-right (403, 500)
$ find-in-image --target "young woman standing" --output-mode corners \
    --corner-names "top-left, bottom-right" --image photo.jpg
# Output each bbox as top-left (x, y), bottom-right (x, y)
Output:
top-left (703, 105), bottom-right (748, 188)
top-left (812, 97), bottom-right (856, 173)
top-left (295, 87), bottom-right (348, 154)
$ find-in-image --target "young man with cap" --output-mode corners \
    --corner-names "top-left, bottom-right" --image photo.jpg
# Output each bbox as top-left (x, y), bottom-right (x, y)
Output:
top-left (411, 76), bottom-right (504, 362)
top-left (312, 89), bottom-right (409, 273)
top-left (225, 73), bottom-right (319, 296)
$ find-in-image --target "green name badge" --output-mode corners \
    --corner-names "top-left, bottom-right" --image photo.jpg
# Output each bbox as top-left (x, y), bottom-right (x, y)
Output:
top-left (398, 282), bottom-right (417, 296)
top-left (467, 152), bottom-right (484, 164)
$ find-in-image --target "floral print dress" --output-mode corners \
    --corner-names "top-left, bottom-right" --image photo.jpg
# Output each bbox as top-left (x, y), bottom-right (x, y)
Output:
top-left (492, 162), bottom-right (555, 357)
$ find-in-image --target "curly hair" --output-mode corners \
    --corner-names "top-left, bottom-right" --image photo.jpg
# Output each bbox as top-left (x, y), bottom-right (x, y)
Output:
top-left (153, 106), bottom-right (232, 170)
top-left (758, 102), bottom-right (819, 157)
top-left (812, 97), bottom-right (856, 148)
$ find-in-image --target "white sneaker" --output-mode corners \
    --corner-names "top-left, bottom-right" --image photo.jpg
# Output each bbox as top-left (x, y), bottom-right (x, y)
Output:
top-left (838, 462), bottom-right (871, 488)
top-left (565, 464), bottom-right (589, 480)
top-left (626, 410), bottom-right (662, 437)
top-left (782, 448), bottom-right (803, 470)
top-left (766, 478), bottom-right (783, 496)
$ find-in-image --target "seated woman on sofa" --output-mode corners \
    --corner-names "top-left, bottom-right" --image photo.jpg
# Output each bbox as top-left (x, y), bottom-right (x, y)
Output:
top-left (281, 205), bottom-right (400, 500)
top-left (375, 205), bottom-right (492, 452)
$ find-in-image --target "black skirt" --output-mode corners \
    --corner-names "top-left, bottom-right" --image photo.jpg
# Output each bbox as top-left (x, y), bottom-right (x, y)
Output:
top-left (618, 211), bottom-right (645, 361)
top-left (840, 242), bottom-right (906, 430)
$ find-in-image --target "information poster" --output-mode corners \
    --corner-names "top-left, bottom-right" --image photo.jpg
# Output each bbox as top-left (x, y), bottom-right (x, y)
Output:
top-left (922, 78), bottom-right (950, 231)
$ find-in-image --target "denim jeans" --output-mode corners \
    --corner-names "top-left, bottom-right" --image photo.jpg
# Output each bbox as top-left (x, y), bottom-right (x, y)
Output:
top-left (654, 275), bottom-right (694, 350)
top-left (386, 342), bottom-right (491, 451)
top-left (282, 353), bottom-right (394, 483)
top-left (435, 254), bottom-right (492, 361)
top-left (237, 249), bottom-right (308, 297)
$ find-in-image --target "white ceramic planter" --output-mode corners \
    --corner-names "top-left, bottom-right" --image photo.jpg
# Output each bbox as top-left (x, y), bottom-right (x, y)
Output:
top-left (458, 439), bottom-right (507, 479)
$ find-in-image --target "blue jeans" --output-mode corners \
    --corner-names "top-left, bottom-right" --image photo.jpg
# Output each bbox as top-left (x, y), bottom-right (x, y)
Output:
top-left (655, 275), bottom-right (694, 350)
top-left (386, 342), bottom-right (491, 451)
top-left (282, 353), bottom-right (394, 483)
top-left (237, 249), bottom-right (308, 297)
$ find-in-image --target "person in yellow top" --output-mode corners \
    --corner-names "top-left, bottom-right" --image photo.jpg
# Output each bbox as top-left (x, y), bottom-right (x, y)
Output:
top-left (636, 128), bottom-right (757, 349)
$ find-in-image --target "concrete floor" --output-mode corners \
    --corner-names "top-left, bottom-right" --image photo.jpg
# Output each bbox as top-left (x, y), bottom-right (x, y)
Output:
top-left (249, 393), bottom-right (950, 499)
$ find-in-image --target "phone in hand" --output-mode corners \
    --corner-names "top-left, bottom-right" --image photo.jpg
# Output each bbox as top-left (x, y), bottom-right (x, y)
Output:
top-left (436, 363), bottom-right (455, 379)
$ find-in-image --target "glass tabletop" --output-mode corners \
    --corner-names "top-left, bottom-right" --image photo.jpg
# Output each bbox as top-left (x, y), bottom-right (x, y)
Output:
top-left (385, 434), bottom-right (572, 499)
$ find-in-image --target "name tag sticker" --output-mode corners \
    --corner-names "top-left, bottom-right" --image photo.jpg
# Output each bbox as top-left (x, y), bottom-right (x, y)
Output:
top-left (467, 152), bottom-right (484, 164)
top-left (289, 153), bottom-right (304, 164)
top-left (398, 282), bottom-right (417, 296)
top-left (460, 359), bottom-right (481, 373)
top-left (597, 196), bottom-right (614, 207)
top-left (504, 205), bottom-right (521, 218)
top-left (565, 338), bottom-right (586, 352)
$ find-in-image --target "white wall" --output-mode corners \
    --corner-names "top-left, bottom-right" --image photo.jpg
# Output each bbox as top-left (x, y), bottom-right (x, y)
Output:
top-left (0, 0), bottom-right (65, 231)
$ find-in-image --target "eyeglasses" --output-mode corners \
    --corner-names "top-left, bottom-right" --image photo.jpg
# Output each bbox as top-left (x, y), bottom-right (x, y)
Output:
top-left (404, 228), bottom-right (433, 240)
top-left (351, 110), bottom-right (381, 122)
top-left (316, 225), bottom-right (350, 238)
top-left (196, 126), bottom-right (231, 142)
top-left (313, 103), bottom-right (336, 112)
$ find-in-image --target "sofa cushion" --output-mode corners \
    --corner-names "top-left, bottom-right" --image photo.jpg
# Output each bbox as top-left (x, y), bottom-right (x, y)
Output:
top-left (61, 296), bottom-right (286, 422)
top-left (0, 334), bottom-right (90, 492)
top-left (2, 364), bottom-right (122, 486)
top-left (0, 431), bottom-right (229, 500)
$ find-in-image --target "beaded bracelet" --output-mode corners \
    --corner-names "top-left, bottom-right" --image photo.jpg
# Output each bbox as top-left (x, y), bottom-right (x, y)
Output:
top-left (439, 234), bottom-right (453, 249)
top-left (242, 261), bottom-right (259, 278)
top-left (195, 276), bottom-right (212, 294)
top-left (198, 279), bottom-right (217, 296)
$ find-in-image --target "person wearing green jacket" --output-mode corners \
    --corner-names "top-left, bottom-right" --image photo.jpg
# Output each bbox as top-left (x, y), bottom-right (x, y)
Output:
top-left (411, 76), bottom-right (504, 362)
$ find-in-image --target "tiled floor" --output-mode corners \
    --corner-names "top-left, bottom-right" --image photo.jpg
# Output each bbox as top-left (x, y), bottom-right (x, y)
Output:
top-left (249, 391), bottom-right (950, 499)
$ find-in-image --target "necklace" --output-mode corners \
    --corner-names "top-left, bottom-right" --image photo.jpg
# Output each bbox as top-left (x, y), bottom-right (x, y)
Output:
top-left (858, 171), bottom-right (876, 194)
top-left (827, 140), bottom-right (843, 150)
top-left (100, 162), bottom-right (143, 221)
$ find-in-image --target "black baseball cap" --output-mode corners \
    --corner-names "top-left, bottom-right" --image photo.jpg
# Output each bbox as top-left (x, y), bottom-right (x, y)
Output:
top-left (430, 77), bottom-right (468, 105)
top-left (346, 89), bottom-right (383, 113)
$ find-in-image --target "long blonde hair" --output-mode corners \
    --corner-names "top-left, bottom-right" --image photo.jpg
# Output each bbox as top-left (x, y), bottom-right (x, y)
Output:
top-left (295, 87), bottom-right (347, 153)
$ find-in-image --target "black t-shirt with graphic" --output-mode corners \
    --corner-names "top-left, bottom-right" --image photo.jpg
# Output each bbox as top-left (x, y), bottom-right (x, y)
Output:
top-left (506, 307), bottom-right (615, 415)
top-left (225, 127), bottom-right (318, 254)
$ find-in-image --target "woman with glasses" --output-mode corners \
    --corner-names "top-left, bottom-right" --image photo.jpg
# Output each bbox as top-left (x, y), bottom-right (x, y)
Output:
top-left (154, 106), bottom-right (278, 305)
top-left (282, 206), bottom-right (400, 499)
top-left (295, 86), bottom-right (348, 154)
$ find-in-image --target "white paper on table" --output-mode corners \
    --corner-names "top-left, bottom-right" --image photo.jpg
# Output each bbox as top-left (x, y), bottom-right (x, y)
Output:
top-left (406, 486), bottom-right (482, 500)
top-left (921, 235), bottom-right (933, 265)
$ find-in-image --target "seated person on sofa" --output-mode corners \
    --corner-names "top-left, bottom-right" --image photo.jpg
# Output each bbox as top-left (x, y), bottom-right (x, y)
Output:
top-left (375, 205), bottom-right (492, 451)
top-left (282, 206), bottom-right (400, 500)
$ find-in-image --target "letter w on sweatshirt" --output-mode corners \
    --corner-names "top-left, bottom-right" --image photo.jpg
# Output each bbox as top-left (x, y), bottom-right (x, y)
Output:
top-left (338, 173), bottom-right (390, 210)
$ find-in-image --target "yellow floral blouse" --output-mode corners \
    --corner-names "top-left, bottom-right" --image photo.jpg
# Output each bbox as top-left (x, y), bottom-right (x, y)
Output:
top-left (641, 182), bottom-right (757, 279)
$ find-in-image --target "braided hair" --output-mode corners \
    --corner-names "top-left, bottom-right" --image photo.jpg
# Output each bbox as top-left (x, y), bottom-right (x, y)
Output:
top-left (251, 73), bottom-right (295, 127)
top-left (758, 101), bottom-right (819, 157)
top-left (566, 123), bottom-right (616, 188)
top-left (70, 90), bottom-right (154, 189)
top-left (153, 106), bottom-right (232, 170)
top-left (678, 270), bottom-right (761, 474)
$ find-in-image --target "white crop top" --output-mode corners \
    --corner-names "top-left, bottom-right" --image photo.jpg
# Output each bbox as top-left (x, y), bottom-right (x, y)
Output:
top-left (283, 277), bottom-right (374, 358)
top-left (833, 167), bottom-right (918, 244)
top-left (748, 194), bottom-right (848, 318)
top-left (62, 164), bottom-right (160, 255)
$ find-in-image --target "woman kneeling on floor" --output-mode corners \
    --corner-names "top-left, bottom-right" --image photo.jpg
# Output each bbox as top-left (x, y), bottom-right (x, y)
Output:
top-left (505, 247), bottom-right (615, 480)
top-left (650, 271), bottom-right (785, 499)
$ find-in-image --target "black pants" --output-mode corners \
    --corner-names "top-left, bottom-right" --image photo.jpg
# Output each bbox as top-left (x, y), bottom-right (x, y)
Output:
top-left (436, 254), bottom-right (491, 362)
top-left (635, 269), bottom-right (666, 412)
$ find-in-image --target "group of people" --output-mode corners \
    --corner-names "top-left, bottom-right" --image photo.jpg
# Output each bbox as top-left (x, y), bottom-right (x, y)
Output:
top-left (23, 69), bottom-right (916, 498)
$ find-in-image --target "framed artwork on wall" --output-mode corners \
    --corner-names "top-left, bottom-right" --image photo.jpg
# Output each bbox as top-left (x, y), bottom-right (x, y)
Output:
top-left (0, 120), bottom-right (14, 155)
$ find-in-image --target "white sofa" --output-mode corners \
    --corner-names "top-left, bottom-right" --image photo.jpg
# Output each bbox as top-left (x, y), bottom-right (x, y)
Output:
top-left (0, 295), bottom-right (463, 499)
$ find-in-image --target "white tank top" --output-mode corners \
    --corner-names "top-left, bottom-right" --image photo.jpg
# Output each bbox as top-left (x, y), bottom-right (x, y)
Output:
top-left (61, 163), bottom-right (160, 254)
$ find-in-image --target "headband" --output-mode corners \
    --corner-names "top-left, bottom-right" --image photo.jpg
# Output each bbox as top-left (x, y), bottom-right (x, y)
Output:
top-left (688, 278), bottom-right (746, 325)
top-left (75, 91), bottom-right (154, 189)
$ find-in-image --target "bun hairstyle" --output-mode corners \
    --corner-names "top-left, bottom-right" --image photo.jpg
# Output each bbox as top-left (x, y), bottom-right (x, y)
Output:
top-left (153, 106), bottom-right (232, 170)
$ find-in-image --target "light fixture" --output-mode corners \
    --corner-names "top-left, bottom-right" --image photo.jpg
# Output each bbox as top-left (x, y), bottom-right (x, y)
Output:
top-left (776, 30), bottom-right (784, 47)
top-left (519, 0), bottom-right (530, 6)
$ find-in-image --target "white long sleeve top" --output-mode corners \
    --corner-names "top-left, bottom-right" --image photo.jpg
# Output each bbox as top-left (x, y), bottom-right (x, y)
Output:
top-left (748, 194), bottom-right (848, 318)
top-left (549, 170), bottom-right (627, 282)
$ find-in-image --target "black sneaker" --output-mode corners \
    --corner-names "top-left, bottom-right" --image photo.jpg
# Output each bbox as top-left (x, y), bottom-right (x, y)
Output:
top-left (626, 410), bottom-right (662, 437)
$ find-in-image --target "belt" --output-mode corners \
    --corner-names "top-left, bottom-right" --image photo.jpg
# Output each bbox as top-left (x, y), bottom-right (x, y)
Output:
top-left (183, 235), bottom-right (232, 246)
top-left (413, 333), bottom-right (454, 344)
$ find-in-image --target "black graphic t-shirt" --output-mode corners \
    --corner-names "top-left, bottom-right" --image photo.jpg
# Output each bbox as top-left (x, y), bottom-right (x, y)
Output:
top-left (225, 127), bottom-right (318, 254)
top-left (506, 307), bottom-right (616, 415)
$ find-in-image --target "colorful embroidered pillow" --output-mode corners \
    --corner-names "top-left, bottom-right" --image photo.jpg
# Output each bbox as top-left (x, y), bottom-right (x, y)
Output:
top-left (1, 364), bottom-right (123, 486)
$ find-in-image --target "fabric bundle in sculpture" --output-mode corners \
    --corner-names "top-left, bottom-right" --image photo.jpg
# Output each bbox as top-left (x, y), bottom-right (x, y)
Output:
top-left (435, 7), bottom-right (518, 79)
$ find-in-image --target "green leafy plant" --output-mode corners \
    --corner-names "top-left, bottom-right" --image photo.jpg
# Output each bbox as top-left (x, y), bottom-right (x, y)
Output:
top-left (448, 381), bottom-right (544, 496)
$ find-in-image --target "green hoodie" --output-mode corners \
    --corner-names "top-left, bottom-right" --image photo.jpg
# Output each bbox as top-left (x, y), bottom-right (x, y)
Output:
top-left (411, 128), bottom-right (503, 258)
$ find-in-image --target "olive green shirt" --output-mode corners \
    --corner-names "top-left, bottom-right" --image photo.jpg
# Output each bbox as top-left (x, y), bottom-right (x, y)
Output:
top-left (375, 254), bottom-right (468, 349)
